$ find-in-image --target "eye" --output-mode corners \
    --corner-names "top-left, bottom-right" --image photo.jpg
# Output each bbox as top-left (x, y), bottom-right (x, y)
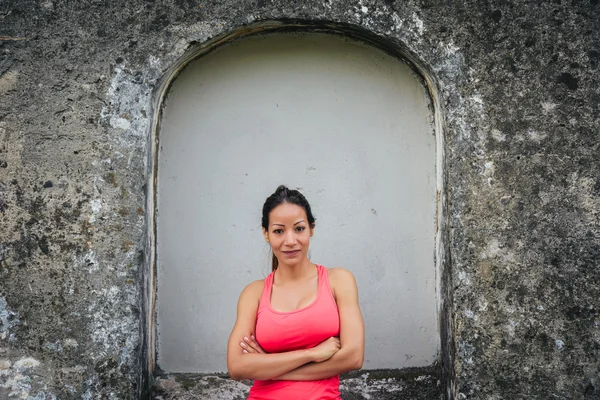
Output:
top-left (273, 229), bottom-right (283, 234)
top-left (295, 226), bottom-right (305, 232)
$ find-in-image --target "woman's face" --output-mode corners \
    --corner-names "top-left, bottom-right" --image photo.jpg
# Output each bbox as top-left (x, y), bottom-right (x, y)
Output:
top-left (263, 203), bottom-right (314, 267)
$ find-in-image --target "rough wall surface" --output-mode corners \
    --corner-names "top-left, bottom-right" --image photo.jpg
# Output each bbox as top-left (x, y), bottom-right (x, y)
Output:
top-left (0, 0), bottom-right (598, 399)
top-left (152, 368), bottom-right (442, 400)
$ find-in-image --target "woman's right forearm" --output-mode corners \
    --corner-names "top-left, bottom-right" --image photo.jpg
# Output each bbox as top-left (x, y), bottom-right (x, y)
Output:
top-left (228, 349), bottom-right (314, 380)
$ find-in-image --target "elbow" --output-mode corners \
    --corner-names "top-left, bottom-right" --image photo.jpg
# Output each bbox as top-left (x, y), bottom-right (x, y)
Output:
top-left (227, 362), bottom-right (244, 381)
top-left (340, 348), bottom-right (363, 372)
top-left (228, 370), bottom-right (242, 381)
top-left (229, 369), bottom-right (269, 381)
top-left (227, 355), bottom-right (254, 380)
top-left (228, 367), bottom-right (240, 380)
top-left (347, 348), bottom-right (364, 371)
top-left (228, 364), bottom-right (263, 381)
top-left (352, 353), bottom-right (364, 371)
top-left (229, 369), bottom-right (248, 381)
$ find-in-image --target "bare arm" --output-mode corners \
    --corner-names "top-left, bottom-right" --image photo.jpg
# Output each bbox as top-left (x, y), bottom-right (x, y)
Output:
top-left (227, 281), bottom-right (339, 380)
top-left (276, 268), bottom-right (365, 381)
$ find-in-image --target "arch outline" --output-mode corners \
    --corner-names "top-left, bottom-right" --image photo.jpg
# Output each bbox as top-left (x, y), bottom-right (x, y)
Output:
top-left (144, 19), bottom-right (455, 399)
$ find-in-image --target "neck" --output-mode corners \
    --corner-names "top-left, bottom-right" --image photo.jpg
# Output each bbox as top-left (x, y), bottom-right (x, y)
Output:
top-left (275, 257), bottom-right (315, 282)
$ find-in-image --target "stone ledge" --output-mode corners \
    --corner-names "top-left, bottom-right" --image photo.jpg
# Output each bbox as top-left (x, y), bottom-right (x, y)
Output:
top-left (152, 367), bottom-right (443, 399)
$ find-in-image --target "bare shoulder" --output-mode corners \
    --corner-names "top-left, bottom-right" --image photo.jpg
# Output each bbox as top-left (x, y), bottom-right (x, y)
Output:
top-left (327, 267), bottom-right (356, 281)
top-left (327, 267), bottom-right (358, 291)
top-left (238, 279), bottom-right (265, 301)
top-left (243, 279), bottom-right (265, 294)
top-left (327, 267), bottom-right (359, 306)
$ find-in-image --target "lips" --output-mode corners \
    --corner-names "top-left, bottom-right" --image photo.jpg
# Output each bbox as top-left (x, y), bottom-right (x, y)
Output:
top-left (282, 250), bottom-right (300, 257)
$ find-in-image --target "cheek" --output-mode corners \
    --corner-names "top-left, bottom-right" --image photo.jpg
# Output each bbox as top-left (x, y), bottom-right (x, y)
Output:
top-left (300, 233), bottom-right (312, 245)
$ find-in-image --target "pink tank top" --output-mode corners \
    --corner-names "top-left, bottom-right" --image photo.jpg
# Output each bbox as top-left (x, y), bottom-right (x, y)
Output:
top-left (248, 264), bottom-right (341, 400)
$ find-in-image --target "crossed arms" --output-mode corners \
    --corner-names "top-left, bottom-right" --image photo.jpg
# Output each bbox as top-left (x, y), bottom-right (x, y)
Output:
top-left (226, 268), bottom-right (364, 381)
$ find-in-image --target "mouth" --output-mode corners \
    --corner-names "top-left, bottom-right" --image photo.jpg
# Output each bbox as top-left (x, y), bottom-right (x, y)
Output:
top-left (282, 250), bottom-right (300, 257)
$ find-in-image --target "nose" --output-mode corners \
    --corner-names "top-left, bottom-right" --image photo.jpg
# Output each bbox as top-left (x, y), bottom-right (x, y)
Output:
top-left (284, 231), bottom-right (297, 246)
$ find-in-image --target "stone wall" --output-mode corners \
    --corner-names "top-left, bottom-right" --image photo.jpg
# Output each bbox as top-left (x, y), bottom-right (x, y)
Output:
top-left (0, 0), bottom-right (598, 398)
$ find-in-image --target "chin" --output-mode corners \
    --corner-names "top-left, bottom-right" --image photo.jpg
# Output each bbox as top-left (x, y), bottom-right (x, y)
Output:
top-left (278, 254), bottom-right (306, 266)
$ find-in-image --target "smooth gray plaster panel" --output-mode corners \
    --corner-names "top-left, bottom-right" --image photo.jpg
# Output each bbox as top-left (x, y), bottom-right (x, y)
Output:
top-left (157, 33), bottom-right (437, 373)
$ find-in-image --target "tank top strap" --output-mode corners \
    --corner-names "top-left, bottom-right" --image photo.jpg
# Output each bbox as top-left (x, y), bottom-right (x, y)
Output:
top-left (316, 264), bottom-right (336, 304)
top-left (258, 271), bottom-right (275, 310)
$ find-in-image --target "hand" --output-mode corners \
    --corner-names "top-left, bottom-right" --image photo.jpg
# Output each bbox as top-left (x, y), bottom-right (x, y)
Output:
top-left (240, 334), bottom-right (266, 354)
top-left (310, 337), bottom-right (341, 363)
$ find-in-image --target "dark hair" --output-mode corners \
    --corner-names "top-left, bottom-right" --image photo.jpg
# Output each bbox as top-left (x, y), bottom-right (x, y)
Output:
top-left (262, 185), bottom-right (316, 271)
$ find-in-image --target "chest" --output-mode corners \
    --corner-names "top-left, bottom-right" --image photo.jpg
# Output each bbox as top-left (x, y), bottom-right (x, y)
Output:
top-left (255, 273), bottom-right (340, 353)
top-left (256, 298), bottom-right (340, 354)
top-left (270, 277), bottom-right (319, 313)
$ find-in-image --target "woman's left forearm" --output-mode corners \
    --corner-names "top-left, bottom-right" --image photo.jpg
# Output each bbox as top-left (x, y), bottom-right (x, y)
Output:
top-left (275, 346), bottom-right (363, 381)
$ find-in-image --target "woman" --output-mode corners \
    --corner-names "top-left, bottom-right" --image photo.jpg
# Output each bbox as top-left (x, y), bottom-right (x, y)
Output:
top-left (227, 185), bottom-right (365, 400)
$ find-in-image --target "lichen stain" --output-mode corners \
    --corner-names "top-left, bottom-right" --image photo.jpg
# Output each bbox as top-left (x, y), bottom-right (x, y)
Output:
top-left (0, 71), bottom-right (19, 94)
top-left (0, 356), bottom-right (50, 399)
top-left (100, 66), bottom-right (152, 142)
top-left (0, 296), bottom-right (20, 340)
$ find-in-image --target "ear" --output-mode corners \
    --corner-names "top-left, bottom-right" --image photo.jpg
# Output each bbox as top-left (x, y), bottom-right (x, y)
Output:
top-left (310, 224), bottom-right (315, 237)
top-left (262, 227), bottom-right (270, 243)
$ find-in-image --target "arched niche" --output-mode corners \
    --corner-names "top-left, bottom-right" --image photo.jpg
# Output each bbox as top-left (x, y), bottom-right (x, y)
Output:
top-left (146, 20), bottom-right (450, 388)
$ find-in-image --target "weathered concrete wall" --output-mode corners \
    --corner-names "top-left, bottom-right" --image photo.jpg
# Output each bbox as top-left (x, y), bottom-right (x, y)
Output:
top-left (153, 368), bottom-right (442, 400)
top-left (0, 0), bottom-right (598, 399)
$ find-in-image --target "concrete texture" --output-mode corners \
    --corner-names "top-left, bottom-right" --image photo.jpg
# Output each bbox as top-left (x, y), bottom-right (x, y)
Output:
top-left (157, 32), bottom-right (437, 373)
top-left (153, 367), bottom-right (442, 400)
top-left (0, 0), bottom-right (598, 399)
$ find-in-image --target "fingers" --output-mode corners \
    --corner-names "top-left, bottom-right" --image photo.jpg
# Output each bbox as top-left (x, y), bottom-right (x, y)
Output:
top-left (329, 337), bottom-right (341, 354)
top-left (247, 335), bottom-right (266, 353)
top-left (240, 335), bottom-right (265, 354)
top-left (240, 340), bottom-right (254, 353)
